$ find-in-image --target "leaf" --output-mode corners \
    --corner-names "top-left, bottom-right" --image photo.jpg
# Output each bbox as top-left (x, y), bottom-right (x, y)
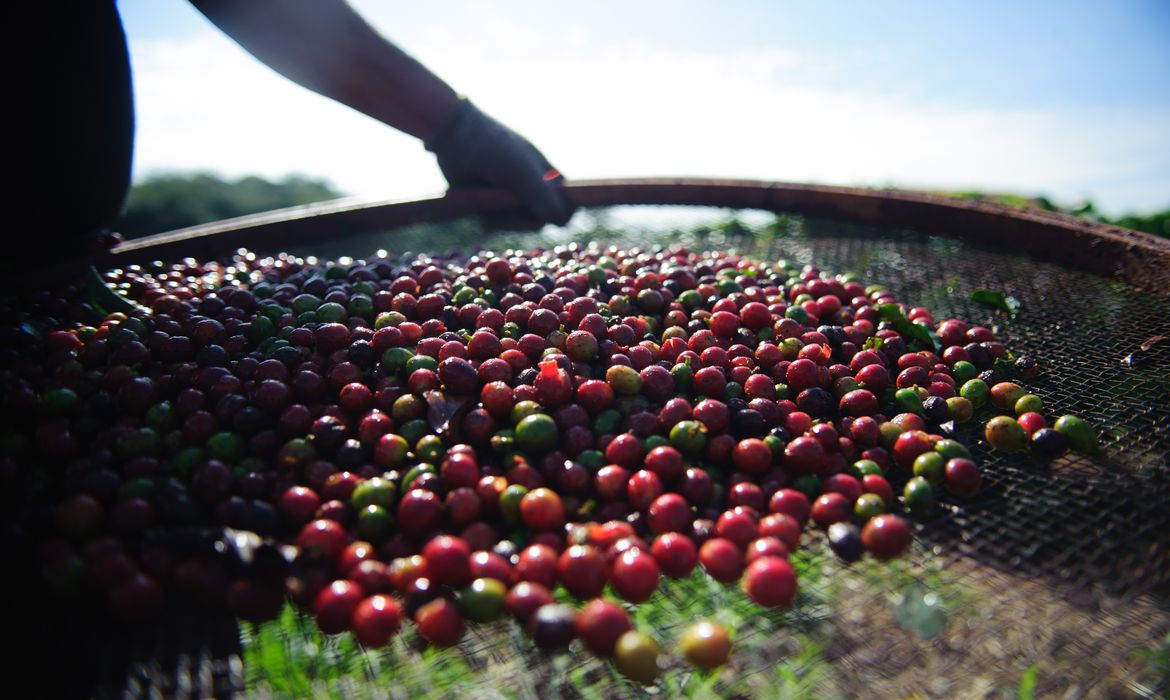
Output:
top-left (1017, 664), bottom-right (1038, 700)
top-left (863, 336), bottom-right (884, 351)
top-left (877, 303), bottom-right (940, 353)
top-left (971, 289), bottom-right (1021, 317)
top-left (84, 265), bottom-right (144, 315)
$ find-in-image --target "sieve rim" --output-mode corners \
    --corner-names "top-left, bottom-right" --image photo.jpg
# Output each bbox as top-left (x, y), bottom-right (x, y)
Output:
top-left (106, 178), bottom-right (1170, 293)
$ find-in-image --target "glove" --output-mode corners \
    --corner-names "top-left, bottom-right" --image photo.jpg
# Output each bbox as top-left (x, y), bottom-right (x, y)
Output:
top-left (425, 98), bottom-right (575, 226)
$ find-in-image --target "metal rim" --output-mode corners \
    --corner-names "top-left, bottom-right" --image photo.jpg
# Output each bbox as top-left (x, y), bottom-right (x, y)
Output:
top-left (106, 177), bottom-right (1170, 293)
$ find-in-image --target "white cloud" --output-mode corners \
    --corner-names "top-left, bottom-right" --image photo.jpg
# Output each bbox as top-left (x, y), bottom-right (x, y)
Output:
top-left (127, 21), bottom-right (1170, 216)
top-left (130, 32), bottom-right (446, 199)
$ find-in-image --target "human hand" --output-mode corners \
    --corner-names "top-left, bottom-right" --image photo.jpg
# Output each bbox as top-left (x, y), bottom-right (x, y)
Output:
top-left (426, 99), bottom-right (575, 226)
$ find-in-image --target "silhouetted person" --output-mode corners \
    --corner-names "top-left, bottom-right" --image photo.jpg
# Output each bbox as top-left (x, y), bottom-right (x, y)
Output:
top-left (13, 0), bottom-right (571, 275)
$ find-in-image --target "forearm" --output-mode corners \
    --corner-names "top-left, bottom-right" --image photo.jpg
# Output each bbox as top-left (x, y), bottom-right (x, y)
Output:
top-left (190, 0), bottom-right (457, 139)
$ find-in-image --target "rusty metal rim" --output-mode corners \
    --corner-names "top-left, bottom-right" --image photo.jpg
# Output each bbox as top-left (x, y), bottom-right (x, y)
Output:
top-left (105, 177), bottom-right (1170, 294)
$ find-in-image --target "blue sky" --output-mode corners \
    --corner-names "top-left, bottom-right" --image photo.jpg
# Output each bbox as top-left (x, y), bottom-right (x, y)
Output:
top-left (118, 0), bottom-right (1170, 215)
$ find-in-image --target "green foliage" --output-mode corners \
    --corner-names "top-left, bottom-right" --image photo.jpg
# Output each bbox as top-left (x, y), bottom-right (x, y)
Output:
top-left (947, 190), bottom-right (1058, 212)
top-left (116, 172), bottom-right (342, 238)
top-left (970, 289), bottom-right (1021, 317)
top-left (1110, 209), bottom-right (1170, 237)
top-left (877, 303), bottom-right (941, 352)
top-left (937, 190), bottom-right (1169, 238)
top-left (1016, 664), bottom-right (1038, 700)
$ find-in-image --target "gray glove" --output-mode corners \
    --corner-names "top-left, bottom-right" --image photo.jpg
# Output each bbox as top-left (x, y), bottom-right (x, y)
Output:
top-left (426, 98), bottom-right (575, 226)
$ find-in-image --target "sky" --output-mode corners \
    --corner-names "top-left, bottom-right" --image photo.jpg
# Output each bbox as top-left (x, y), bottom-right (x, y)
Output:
top-left (118, 0), bottom-right (1170, 216)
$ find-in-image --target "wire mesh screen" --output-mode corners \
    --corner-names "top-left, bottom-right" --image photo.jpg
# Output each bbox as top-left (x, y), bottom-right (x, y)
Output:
top-left (23, 205), bottom-right (1170, 698)
top-left (278, 206), bottom-right (1170, 697)
top-left (728, 215), bottom-right (1170, 595)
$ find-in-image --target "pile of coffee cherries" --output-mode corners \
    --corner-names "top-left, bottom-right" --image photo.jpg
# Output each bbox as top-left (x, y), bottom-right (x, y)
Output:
top-left (0, 242), bottom-right (1086, 683)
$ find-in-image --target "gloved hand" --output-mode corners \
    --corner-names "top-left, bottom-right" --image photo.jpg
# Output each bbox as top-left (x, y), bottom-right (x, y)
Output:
top-left (426, 98), bottom-right (575, 226)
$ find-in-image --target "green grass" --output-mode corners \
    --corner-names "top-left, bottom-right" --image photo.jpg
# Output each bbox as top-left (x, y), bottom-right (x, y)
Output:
top-left (1016, 664), bottom-right (1038, 700)
top-left (239, 544), bottom-right (988, 699)
top-left (241, 549), bottom-right (844, 699)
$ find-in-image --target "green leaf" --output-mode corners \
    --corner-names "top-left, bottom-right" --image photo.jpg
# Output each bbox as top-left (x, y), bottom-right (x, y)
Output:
top-left (971, 289), bottom-right (1021, 317)
top-left (877, 303), bottom-right (940, 352)
top-left (1017, 663), bottom-right (1038, 700)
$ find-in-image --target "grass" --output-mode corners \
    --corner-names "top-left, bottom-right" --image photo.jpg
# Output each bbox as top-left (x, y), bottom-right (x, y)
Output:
top-left (1016, 665), bottom-right (1038, 700)
top-left (241, 549), bottom-right (844, 699)
top-left (239, 543), bottom-right (991, 699)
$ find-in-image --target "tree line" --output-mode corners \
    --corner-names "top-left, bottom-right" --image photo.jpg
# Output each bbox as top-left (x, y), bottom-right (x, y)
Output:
top-left (116, 172), bottom-right (341, 239)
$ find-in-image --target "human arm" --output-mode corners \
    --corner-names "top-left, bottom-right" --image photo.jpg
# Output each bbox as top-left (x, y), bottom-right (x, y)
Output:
top-left (190, 0), bottom-right (573, 224)
top-left (190, 0), bottom-right (456, 139)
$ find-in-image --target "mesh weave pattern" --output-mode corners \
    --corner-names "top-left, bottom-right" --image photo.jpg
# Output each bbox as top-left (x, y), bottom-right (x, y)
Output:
top-left (42, 207), bottom-right (1170, 698)
top-left (738, 216), bottom-right (1170, 598)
